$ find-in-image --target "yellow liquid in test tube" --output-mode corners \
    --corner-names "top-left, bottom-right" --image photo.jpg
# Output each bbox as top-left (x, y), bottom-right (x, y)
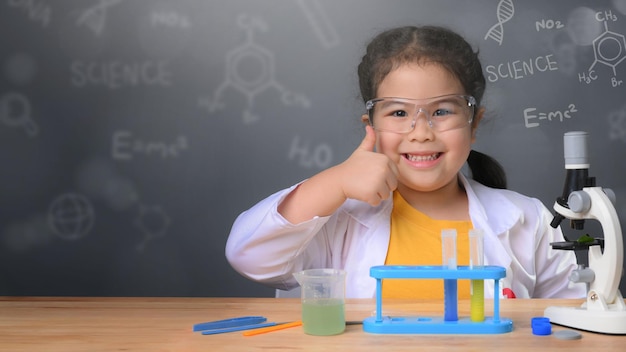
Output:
top-left (469, 229), bottom-right (484, 322)
top-left (471, 280), bottom-right (484, 322)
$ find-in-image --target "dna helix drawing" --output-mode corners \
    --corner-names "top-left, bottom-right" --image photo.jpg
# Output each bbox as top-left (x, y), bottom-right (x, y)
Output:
top-left (484, 0), bottom-right (515, 45)
top-left (74, 0), bottom-right (123, 36)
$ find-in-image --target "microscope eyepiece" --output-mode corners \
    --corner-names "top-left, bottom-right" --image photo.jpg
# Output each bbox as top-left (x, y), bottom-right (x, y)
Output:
top-left (564, 131), bottom-right (589, 170)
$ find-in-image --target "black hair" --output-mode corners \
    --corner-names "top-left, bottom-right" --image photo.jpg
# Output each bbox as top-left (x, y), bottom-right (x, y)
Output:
top-left (357, 25), bottom-right (506, 189)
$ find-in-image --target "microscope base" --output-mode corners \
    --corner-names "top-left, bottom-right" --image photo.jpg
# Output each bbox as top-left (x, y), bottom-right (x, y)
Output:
top-left (544, 304), bottom-right (626, 335)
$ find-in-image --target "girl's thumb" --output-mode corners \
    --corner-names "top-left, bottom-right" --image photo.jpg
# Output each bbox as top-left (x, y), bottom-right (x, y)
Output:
top-left (357, 125), bottom-right (377, 152)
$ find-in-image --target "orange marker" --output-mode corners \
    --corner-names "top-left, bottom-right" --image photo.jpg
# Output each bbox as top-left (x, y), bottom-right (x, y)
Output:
top-left (243, 321), bottom-right (302, 336)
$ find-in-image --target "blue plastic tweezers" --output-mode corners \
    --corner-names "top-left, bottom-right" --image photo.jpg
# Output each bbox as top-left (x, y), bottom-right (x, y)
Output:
top-left (193, 316), bottom-right (278, 335)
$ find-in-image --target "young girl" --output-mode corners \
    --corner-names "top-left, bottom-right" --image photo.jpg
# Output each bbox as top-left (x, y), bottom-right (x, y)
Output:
top-left (225, 25), bottom-right (585, 299)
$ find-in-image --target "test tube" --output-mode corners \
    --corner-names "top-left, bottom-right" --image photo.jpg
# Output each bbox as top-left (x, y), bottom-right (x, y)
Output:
top-left (469, 229), bottom-right (485, 322)
top-left (441, 229), bottom-right (458, 322)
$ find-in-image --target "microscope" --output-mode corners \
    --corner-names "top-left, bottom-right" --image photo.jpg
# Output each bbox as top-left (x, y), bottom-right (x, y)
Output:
top-left (544, 131), bottom-right (626, 334)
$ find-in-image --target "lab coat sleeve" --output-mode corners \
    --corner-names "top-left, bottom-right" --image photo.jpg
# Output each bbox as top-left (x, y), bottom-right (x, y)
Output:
top-left (532, 200), bottom-right (586, 298)
top-left (225, 183), bottom-right (334, 290)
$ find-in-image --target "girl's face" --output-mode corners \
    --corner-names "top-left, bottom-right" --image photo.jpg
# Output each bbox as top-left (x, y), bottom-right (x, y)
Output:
top-left (368, 63), bottom-right (482, 194)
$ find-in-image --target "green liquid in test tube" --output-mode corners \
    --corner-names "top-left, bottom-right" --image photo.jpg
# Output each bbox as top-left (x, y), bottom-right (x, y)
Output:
top-left (469, 229), bottom-right (485, 322)
top-left (441, 229), bottom-right (458, 322)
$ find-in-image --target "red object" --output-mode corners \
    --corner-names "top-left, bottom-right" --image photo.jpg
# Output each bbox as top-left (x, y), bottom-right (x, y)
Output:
top-left (503, 288), bottom-right (516, 299)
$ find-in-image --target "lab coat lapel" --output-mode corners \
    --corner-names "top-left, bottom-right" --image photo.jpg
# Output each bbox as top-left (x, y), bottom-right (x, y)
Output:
top-left (343, 198), bottom-right (392, 298)
top-left (461, 174), bottom-right (518, 269)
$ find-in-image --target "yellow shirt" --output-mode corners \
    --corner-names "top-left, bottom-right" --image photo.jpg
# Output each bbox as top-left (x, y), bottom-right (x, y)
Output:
top-left (383, 191), bottom-right (472, 299)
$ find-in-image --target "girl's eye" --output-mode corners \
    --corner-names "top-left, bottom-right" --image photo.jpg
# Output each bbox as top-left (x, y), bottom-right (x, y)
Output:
top-left (433, 109), bottom-right (453, 117)
top-left (432, 100), bottom-right (462, 117)
top-left (391, 110), bottom-right (408, 118)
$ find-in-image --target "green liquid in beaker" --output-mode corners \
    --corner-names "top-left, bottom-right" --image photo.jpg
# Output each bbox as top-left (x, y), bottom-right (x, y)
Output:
top-left (302, 298), bottom-right (345, 335)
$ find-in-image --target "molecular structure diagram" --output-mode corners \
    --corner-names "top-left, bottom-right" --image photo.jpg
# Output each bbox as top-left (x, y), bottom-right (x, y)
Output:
top-left (199, 14), bottom-right (310, 124)
top-left (579, 15), bottom-right (625, 87)
top-left (484, 0), bottom-right (515, 46)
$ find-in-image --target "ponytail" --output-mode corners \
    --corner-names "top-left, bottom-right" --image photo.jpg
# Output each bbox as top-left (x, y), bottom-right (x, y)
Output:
top-left (467, 150), bottom-right (507, 189)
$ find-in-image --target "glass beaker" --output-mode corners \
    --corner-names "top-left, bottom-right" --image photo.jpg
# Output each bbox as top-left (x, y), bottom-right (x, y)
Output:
top-left (293, 268), bottom-right (346, 336)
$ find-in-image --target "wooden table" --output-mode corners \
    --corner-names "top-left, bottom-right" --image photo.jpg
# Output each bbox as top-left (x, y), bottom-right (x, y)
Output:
top-left (0, 297), bottom-right (623, 351)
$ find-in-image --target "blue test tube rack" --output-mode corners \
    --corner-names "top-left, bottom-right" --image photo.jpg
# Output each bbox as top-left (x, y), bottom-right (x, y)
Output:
top-left (362, 265), bottom-right (513, 334)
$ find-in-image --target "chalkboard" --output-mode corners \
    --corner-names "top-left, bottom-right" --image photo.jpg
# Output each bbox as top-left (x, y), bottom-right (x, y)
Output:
top-left (1, 0), bottom-right (625, 297)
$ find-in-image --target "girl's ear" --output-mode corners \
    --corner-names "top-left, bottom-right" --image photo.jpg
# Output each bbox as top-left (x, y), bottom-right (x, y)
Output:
top-left (361, 114), bottom-right (370, 125)
top-left (471, 107), bottom-right (485, 142)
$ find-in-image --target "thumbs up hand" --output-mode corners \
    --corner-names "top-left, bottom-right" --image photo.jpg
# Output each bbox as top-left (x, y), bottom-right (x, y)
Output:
top-left (277, 125), bottom-right (399, 223)
top-left (336, 125), bottom-right (398, 206)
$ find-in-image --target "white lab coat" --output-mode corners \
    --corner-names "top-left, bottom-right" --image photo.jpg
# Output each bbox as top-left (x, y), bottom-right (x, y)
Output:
top-left (226, 174), bottom-right (586, 299)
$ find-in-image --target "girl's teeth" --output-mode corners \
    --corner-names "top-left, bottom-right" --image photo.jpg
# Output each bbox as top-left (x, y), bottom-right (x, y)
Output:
top-left (406, 153), bottom-right (439, 162)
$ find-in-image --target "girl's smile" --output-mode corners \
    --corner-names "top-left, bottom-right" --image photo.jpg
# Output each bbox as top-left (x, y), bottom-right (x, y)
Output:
top-left (402, 151), bottom-right (442, 166)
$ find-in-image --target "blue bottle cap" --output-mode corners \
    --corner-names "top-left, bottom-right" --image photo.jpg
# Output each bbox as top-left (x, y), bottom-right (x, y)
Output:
top-left (532, 322), bottom-right (552, 336)
top-left (531, 316), bottom-right (550, 327)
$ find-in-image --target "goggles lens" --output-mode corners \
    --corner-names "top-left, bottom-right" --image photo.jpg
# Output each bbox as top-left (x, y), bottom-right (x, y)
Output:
top-left (365, 95), bottom-right (476, 133)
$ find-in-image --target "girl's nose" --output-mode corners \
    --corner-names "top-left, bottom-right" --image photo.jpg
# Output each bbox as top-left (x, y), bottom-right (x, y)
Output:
top-left (407, 110), bottom-right (434, 141)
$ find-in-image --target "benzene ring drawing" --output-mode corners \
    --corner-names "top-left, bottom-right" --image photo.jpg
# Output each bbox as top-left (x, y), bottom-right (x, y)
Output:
top-left (199, 14), bottom-right (310, 124)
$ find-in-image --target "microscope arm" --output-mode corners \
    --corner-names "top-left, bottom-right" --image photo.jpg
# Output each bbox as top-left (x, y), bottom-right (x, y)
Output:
top-left (553, 187), bottom-right (624, 306)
